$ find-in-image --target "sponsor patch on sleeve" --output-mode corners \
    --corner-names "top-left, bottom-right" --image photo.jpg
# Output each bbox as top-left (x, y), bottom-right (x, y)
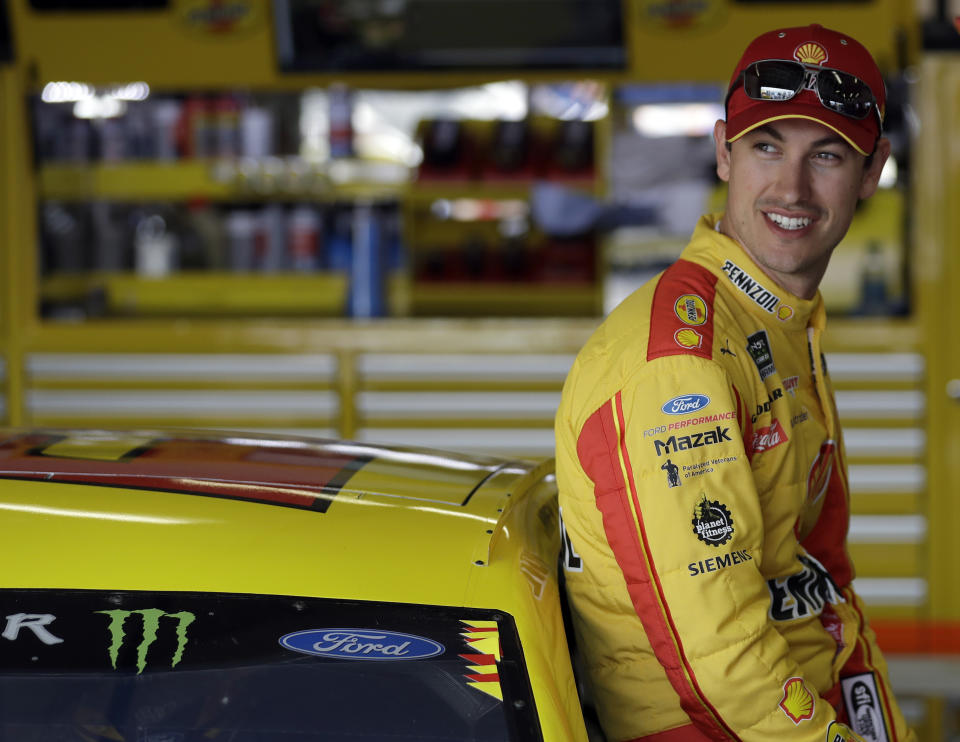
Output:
top-left (826, 721), bottom-right (860, 742)
top-left (841, 673), bottom-right (890, 742)
top-left (647, 259), bottom-right (717, 361)
top-left (746, 330), bottom-right (777, 380)
top-left (779, 677), bottom-right (815, 724)
top-left (692, 494), bottom-right (734, 546)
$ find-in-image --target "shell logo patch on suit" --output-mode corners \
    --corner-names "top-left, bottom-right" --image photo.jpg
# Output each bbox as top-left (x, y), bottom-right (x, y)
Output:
top-left (674, 328), bottom-right (703, 349)
top-left (777, 305), bottom-right (795, 321)
top-left (779, 677), bottom-right (815, 724)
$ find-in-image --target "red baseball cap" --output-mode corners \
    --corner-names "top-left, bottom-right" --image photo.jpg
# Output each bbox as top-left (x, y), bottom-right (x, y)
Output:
top-left (725, 24), bottom-right (885, 155)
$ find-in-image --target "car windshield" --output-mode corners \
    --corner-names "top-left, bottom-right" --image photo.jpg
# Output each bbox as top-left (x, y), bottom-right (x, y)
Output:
top-left (0, 589), bottom-right (542, 742)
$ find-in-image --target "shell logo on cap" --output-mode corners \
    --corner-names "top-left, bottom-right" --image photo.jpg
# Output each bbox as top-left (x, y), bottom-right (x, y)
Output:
top-left (794, 42), bottom-right (828, 66)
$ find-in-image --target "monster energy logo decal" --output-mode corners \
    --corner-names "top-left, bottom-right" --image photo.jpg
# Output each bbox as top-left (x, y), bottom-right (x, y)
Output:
top-left (97, 609), bottom-right (196, 674)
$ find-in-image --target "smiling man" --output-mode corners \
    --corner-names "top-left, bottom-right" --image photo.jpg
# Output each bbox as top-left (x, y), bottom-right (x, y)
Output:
top-left (556, 24), bottom-right (914, 742)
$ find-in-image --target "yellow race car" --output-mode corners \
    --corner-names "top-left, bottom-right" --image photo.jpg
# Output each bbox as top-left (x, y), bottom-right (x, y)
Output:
top-left (0, 428), bottom-right (588, 742)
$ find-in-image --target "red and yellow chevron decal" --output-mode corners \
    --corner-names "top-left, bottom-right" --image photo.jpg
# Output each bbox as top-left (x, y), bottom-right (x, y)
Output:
top-left (460, 620), bottom-right (502, 701)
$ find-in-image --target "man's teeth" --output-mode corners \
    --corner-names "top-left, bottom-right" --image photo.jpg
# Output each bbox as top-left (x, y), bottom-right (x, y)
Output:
top-left (767, 213), bottom-right (811, 230)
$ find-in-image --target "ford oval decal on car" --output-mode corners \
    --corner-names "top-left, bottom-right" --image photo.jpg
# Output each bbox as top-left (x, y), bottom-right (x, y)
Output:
top-left (662, 394), bottom-right (710, 415)
top-left (279, 629), bottom-right (445, 661)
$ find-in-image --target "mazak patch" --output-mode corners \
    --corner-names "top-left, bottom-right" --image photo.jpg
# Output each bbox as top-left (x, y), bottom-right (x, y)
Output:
top-left (746, 330), bottom-right (776, 380)
top-left (692, 494), bottom-right (734, 546)
top-left (841, 673), bottom-right (890, 742)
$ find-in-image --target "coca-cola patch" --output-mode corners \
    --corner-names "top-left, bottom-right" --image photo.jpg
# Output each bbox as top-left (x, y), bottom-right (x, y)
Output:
top-left (750, 419), bottom-right (788, 454)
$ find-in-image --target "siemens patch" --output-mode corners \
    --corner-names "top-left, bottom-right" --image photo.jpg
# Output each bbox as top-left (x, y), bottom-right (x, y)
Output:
top-left (720, 260), bottom-right (782, 314)
top-left (653, 426), bottom-right (731, 456)
top-left (688, 549), bottom-right (752, 576)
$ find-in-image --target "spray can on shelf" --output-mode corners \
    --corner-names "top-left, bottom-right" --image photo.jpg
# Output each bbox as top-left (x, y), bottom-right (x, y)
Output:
top-left (134, 212), bottom-right (178, 278)
top-left (350, 202), bottom-right (385, 317)
top-left (225, 210), bottom-right (257, 272)
top-left (256, 204), bottom-right (287, 272)
top-left (328, 83), bottom-right (354, 159)
top-left (288, 205), bottom-right (322, 272)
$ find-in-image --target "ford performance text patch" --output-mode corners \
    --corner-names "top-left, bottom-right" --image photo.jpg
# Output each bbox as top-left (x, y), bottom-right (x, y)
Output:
top-left (280, 629), bottom-right (445, 660)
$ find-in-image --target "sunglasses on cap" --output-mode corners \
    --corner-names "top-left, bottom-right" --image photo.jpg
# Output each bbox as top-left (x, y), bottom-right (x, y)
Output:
top-left (726, 59), bottom-right (882, 129)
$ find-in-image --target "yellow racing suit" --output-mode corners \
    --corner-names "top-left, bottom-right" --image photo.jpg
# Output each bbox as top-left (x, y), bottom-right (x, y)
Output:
top-left (556, 214), bottom-right (914, 742)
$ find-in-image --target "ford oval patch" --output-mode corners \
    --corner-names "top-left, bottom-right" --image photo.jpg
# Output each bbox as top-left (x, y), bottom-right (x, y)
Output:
top-left (662, 394), bottom-right (710, 415)
top-left (279, 629), bottom-right (445, 661)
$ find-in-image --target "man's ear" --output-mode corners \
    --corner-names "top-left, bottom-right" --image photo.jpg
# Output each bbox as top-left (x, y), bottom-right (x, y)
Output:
top-left (714, 120), bottom-right (731, 182)
top-left (859, 137), bottom-right (891, 200)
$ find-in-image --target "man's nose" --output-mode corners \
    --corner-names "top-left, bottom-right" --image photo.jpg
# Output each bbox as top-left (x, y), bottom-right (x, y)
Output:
top-left (772, 159), bottom-right (812, 204)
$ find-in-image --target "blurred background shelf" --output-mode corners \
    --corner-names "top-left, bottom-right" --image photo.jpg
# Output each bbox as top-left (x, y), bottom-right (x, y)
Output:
top-left (41, 271), bottom-right (351, 316)
top-left (407, 282), bottom-right (599, 317)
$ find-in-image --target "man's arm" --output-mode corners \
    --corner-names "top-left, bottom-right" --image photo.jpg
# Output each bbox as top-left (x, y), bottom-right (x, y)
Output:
top-left (558, 355), bottom-right (901, 741)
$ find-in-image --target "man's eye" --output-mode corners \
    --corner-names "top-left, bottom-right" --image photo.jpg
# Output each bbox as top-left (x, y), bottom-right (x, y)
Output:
top-left (755, 142), bottom-right (778, 153)
top-left (815, 151), bottom-right (841, 161)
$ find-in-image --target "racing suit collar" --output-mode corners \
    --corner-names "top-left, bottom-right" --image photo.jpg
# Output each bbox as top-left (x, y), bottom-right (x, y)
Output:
top-left (687, 213), bottom-right (823, 331)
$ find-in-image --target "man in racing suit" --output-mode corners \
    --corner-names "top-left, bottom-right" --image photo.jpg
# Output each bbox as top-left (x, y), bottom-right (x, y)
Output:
top-left (556, 24), bottom-right (915, 742)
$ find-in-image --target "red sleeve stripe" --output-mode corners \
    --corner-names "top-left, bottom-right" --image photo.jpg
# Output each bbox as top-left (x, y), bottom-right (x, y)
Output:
top-left (576, 395), bottom-right (739, 741)
top-left (800, 455), bottom-right (853, 587)
top-left (647, 259), bottom-right (718, 362)
top-left (841, 587), bottom-right (900, 742)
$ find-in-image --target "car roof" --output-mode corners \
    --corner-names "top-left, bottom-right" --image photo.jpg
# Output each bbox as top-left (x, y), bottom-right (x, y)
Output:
top-left (0, 429), bottom-right (553, 605)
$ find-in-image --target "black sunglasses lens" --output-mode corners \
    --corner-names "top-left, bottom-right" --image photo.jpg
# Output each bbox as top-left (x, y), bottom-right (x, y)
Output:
top-left (744, 61), bottom-right (805, 101)
top-left (816, 70), bottom-right (875, 119)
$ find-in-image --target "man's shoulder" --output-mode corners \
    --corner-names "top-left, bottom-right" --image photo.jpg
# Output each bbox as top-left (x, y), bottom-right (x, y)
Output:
top-left (562, 258), bottom-right (737, 409)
